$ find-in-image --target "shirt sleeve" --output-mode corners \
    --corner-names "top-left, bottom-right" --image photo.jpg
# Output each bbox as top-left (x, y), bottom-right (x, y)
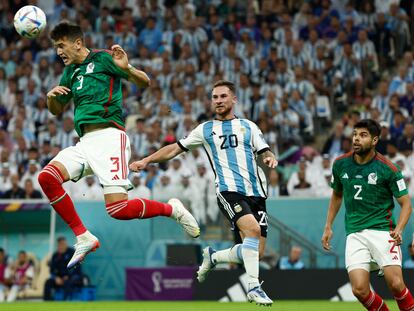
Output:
top-left (389, 168), bottom-right (409, 198)
top-left (178, 124), bottom-right (205, 151)
top-left (330, 161), bottom-right (343, 193)
top-left (99, 52), bottom-right (130, 80)
top-left (56, 67), bottom-right (73, 105)
top-left (251, 122), bottom-right (270, 154)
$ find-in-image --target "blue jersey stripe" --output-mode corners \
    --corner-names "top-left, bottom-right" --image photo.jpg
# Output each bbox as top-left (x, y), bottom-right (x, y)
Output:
top-left (222, 121), bottom-right (246, 194)
top-left (240, 120), bottom-right (260, 196)
top-left (203, 121), bottom-right (227, 192)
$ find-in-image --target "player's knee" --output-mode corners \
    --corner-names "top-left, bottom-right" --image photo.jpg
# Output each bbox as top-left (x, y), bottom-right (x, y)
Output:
top-left (242, 225), bottom-right (261, 238)
top-left (38, 167), bottom-right (62, 190)
top-left (351, 284), bottom-right (370, 300)
top-left (388, 277), bottom-right (405, 294)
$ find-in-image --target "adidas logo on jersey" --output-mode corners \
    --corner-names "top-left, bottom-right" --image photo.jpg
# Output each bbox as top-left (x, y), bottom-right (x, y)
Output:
top-left (342, 173), bottom-right (349, 179)
top-left (112, 175), bottom-right (120, 180)
top-left (392, 255), bottom-right (399, 260)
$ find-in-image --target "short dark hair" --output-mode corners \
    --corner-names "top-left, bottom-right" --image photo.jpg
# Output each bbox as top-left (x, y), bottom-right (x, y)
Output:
top-left (57, 236), bottom-right (66, 242)
top-left (354, 119), bottom-right (381, 138)
top-left (50, 22), bottom-right (84, 42)
top-left (213, 80), bottom-right (236, 94)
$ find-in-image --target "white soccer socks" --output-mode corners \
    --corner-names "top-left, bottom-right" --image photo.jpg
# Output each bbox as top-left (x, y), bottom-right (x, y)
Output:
top-left (241, 237), bottom-right (260, 288)
top-left (211, 244), bottom-right (243, 264)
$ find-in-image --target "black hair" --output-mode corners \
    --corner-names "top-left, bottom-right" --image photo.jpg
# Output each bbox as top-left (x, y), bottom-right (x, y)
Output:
top-left (50, 22), bottom-right (84, 42)
top-left (354, 119), bottom-right (381, 138)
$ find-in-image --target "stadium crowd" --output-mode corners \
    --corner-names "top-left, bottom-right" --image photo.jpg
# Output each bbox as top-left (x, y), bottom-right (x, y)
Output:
top-left (0, 0), bottom-right (413, 227)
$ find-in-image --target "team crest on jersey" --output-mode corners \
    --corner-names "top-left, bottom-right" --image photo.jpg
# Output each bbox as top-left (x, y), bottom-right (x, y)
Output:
top-left (86, 62), bottom-right (95, 74)
top-left (234, 204), bottom-right (242, 213)
top-left (368, 173), bottom-right (377, 185)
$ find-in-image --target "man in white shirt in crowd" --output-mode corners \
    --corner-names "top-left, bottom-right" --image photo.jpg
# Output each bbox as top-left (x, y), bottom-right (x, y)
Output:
top-left (72, 176), bottom-right (103, 201)
top-left (129, 173), bottom-right (151, 199)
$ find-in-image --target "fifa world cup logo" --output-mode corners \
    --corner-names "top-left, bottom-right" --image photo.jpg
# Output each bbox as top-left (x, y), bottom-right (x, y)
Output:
top-left (152, 272), bottom-right (162, 293)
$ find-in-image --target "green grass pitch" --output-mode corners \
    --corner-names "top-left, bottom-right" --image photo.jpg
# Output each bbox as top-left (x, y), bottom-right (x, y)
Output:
top-left (0, 301), bottom-right (399, 311)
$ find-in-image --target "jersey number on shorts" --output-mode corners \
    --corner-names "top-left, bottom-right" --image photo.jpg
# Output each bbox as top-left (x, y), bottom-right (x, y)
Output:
top-left (353, 185), bottom-right (363, 200)
top-left (110, 157), bottom-right (120, 172)
top-left (388, 240), bottom-right (398, 254)
top-left (219, 134), bottom-right (238, 150)
top-left (257, 211), bottom-right (268, 226)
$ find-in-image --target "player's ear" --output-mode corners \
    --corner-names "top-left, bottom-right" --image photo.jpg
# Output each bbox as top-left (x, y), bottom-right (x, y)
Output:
top-left (372, 136), bottom-right (379, 145)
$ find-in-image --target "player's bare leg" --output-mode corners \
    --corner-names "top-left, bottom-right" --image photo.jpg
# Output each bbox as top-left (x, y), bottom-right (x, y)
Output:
top-left (38, 161), bottom-right (100, 269)
top-left (349, 269), bottom-right (390, 310)
top-left (383, 265), bottom-right (414, 310)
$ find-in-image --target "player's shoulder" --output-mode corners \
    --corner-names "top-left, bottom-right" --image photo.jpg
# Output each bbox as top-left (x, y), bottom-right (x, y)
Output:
top-left (333, 151), bottom-right (353, 166)
top-left (374, 152), bottom-right (399, 173)
top-left (89, 49), bottom-right (112, 60)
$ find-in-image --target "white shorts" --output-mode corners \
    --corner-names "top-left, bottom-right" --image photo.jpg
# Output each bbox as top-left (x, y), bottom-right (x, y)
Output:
top-left (52, 127), bottom-right (132, 193)
top-left (345, 229), bottom-right (402, 273)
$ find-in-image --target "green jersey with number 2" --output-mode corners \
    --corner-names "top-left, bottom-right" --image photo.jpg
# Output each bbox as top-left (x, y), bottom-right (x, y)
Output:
top-left (56, 49), bottom-right (129, 137)
top-left (330, 151), bottom-right (408, 235)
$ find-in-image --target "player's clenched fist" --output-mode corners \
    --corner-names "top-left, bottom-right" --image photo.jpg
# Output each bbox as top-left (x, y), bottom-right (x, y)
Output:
top-left (47, 86), bottom-right (71, 97)
top-left (111, 44), bottom-right (129, 70)
top-left (129, 160), bottom-right (148, 172)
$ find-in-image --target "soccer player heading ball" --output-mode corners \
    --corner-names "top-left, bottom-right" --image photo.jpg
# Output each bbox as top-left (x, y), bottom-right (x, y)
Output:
top-left (322, 119), bottom-right (414, 310)
top-left (38, 22), bottom-right (200, 269)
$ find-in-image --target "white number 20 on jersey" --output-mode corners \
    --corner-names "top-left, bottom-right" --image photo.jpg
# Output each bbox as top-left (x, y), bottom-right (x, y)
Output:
top-left (354, 185), bottom-right (363, 200)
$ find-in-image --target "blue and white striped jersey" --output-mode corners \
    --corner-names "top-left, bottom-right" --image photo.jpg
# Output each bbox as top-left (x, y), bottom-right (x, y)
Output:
top-left (178, 118), bottom-right (269, 198)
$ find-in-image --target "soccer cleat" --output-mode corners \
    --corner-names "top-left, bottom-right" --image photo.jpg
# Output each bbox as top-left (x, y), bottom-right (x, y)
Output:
top-left (67, 235), bottom-right (100, 269)
top-left (247, 283), bottom-right (273, 306)
top-left (197, 246), bottom-right (216, 282)
top-left (169, 198), bottom-right (200, 238)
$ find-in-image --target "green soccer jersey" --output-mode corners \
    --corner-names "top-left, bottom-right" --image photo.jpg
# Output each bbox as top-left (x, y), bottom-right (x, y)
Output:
top-left (330, 151), bottom-right (408, 235)
top-left (56, 49), bottom-right (129, 137)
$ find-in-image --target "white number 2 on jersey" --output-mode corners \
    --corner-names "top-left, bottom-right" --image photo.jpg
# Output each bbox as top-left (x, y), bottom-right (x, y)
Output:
top-left (354, 185), bottom-right (363, 200)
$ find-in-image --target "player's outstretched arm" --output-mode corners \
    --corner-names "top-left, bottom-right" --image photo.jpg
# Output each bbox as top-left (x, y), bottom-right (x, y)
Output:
top-left (321, 190), bottom-right (343, 251)
top-left (111, 44), bottom-right (150, 88)
top-left (46, 86), bottom-right (70, 115)
top-left (391, 194), bottom-right (412, 245)
top-left (260, 150), bottom-right (278, 168)
top-left (129, 143), bottom-right (184, 172)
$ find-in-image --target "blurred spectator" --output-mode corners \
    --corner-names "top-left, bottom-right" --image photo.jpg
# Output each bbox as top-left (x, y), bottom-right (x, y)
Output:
top-left (152, 174), bottom-right (176, 202)
top-left (44, 237), bottom-right (84, 301)
top-left (277, 246), bottom-right (305, 270)
top-left (129, 173), bottom-right (151, 199)
top-left (0, 248), bottom-right (11, 302)
top-left (191, 162), bottom-right (217, 226)
top-left (72, 176), bottom-right (103, 201)
top-left (3, 174), bottom-right (25, 199)
top-left (6, 251), bottom-right (34, 302)
top-left (322, 121), bottom-right (346, 158)
top-left (396, 123), bottom-right (414, 157)
top-left (23, 179), bottom-right (43, 199)
top-left (0, 163), bottom-right (12, 196)
top-left (267, 170), bottom-right (280, 198)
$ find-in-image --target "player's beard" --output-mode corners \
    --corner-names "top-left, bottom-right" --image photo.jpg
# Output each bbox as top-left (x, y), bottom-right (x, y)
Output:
top-left (353, 143), bottom-right (373, 156)
top-left (215, 105), bottom-right (232, 119)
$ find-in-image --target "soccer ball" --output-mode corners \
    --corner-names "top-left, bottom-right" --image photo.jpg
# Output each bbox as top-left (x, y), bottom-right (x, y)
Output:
top-left (14, 5), bottom-right (47, 39)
